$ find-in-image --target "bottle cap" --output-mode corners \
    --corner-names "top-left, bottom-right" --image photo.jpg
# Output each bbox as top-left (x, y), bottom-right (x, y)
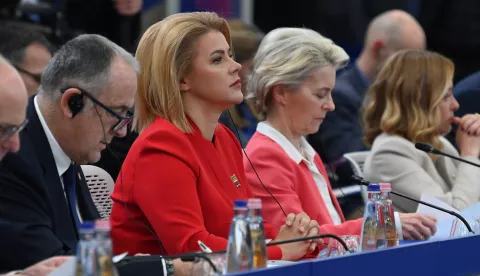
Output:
top-left (79, 221), bottom-right (94, 231)
top-left (247, 198), bottom-right (262, 209)
top-left (95, 219), bottom-right (111, 231)
top-left (379, 183), bottom-right (392, 191)
top-left (234, 200), bottom-right (247, 209)
top-left (367, 183), bottom-right (381, 192)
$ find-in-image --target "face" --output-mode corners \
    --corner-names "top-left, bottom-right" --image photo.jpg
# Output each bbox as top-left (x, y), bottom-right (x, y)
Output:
top-left (181, 31), bottom-right (243, 111)
top-left (62, 58), bottom-right (137, 164)
top-left (437, 79), bottom-right (459, 135)
top-left (18, 43), bottom-right (52, 97)
top-left (0, 66), bottom-right (28, 161)
top-left (279, 66), bottom-right (336, 136)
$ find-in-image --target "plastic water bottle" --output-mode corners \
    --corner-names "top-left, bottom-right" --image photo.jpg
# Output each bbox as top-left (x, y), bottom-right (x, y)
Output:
top-left (360, 184), bottom-right (386, 252)
top-left (247, 198), bottom-right (267, 269)
top-left (75, 222), bottom-right (96, 276)
top-left (225, 200), bottom-right (253, 274)
top-left (94, 220), bottom-right (119, 276)
top-left (380, 183), bottom-right (398, 247)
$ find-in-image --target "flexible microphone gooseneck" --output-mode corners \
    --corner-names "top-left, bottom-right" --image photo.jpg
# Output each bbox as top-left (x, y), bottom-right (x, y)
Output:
top-left (415, 142), bottom-right (480, 168)
top-left (350, 175), bottom-right (475, 234)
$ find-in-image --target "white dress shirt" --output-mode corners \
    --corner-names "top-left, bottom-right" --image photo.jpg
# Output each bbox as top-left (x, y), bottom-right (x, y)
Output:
top-left (34, 96), bottom-right (83, 223)
top-left (257, 122), bottom-right (343, 225)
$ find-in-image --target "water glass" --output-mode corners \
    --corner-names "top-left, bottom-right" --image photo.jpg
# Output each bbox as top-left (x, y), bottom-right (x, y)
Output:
top-left (194, 253), bottom-right (226, 276)
top-left (450, 218), bottom-right (480, 238)
top-left (326, 235), bottom-right (360, 257)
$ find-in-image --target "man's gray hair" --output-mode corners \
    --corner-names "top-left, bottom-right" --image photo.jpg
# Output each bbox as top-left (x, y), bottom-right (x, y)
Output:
top-left (40, 34), bottom-right (139, 98)
top-left (247, 28), bottom-right (349, 112)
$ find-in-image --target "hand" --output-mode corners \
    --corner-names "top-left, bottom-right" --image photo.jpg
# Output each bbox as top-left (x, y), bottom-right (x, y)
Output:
top-left (114, 0), bottom-right (143, 15)
top-left (399, 213), bottom-right (437, 240)
top-left (274, 212), bottom-right (322, 261)
top-left (20, 256), bottom-right (72, 276)
top-left (172, 259), bottom-right (195, 276)
top-left (454, 115), bottom-right (480, 156)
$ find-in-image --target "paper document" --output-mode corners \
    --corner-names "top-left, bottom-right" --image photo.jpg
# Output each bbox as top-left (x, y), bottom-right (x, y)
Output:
top-left (416, 194), bottom-right (460, 221)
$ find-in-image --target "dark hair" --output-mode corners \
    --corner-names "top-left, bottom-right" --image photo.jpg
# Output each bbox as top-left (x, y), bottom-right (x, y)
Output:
top-left (0, 21), bottom-right (54, 66)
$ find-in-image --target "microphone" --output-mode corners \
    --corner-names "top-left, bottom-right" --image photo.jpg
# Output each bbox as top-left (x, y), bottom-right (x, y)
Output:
top-left (350, 175), bottom-right (475, 234)
top-left (415, 142), bottom-right (480, 168)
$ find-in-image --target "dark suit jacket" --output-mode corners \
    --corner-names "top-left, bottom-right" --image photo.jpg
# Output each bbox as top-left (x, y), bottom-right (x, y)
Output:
top-left (0, 98), bottom-right (100, 271)
top-left (308, 65), bottom-right (370, 163)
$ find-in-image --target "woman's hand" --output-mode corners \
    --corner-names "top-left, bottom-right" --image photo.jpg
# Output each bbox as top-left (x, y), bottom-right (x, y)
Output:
top-left (274, 212), bottom-right (322, 261)
top-left (399, 213), bottom-right (437, 240)
top-left (453, 115), bottom-right (480, 157)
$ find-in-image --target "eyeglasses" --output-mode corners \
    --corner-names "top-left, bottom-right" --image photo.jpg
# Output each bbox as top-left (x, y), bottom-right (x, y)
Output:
top-left (14, 66), bottom-right (42, 83)
top-left (61, 87), bottom-right (134, 132)
top-left (0, 119), bottom-right (29, 142)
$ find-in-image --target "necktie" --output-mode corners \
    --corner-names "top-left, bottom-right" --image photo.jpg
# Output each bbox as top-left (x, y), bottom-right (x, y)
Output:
top-left (63, 164), bottom-right (81, 230)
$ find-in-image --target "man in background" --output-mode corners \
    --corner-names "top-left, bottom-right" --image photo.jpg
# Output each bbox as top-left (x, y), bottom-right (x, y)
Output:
top-left (308, 10), bottom-right (425, 168)
top-left (0, 21), bottom-right (53, 96)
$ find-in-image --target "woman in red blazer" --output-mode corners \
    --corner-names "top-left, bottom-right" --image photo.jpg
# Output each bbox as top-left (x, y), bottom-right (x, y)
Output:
top-left (244, 27), bottom-right (437, 240)
top-left (109, 12), bottom-right (323, 261)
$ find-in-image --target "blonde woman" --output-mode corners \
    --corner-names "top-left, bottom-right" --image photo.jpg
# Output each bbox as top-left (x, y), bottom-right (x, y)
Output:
top-left (244, 28), bottom-right (436, 241)
top-left (109, 12), bottom-right (323, 261)
top-left (363, 49), bottom-right (480, 213)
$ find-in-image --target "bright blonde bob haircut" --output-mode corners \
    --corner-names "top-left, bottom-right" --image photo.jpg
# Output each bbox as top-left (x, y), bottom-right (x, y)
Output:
top-left (134, 12), bottom-right (232, 133)
top-left (363, 49), bottom-right (454, 150)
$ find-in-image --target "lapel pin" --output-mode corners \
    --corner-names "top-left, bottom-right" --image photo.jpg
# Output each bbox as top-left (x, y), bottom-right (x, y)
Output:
top-left (231, 174), bottom-right (241, 188)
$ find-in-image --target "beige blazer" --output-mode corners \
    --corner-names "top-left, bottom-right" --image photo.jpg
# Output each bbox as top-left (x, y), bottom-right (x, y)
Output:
top-left (364, 133), bottom-right (480, 213)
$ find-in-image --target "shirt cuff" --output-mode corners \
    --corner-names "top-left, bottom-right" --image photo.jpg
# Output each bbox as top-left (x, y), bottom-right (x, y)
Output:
top-left (6, 271), bottom-right (23, 275)
top-left (394, 211), bottom-right (403, 240)
top-left (161, 258), bottom-right (167, 276)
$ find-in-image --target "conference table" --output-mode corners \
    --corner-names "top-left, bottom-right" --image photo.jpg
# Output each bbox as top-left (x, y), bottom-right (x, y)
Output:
top-left (232, 235), bottom-right (480, 276)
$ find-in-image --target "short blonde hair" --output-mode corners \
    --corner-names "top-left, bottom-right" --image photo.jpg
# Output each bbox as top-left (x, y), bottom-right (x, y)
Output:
top-left (363, 49), bottom-right (454, 150)
top-left (134, 12), bottom-right (232, 133)
top-left (247, 27), bottom-right (349, 115)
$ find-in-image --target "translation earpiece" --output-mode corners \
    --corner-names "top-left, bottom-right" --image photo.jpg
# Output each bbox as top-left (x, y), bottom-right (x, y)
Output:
top-left (68, 94), bottom-right (84, 118)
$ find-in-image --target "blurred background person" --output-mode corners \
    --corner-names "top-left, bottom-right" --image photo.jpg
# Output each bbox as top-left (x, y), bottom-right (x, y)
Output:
top-left (0, 21), bottom-right (54, 96)
top-left (219, 19), bottom-right (264, 147)
top-left (363, 49), bottom-right (480, 213)
top-left (110, 12), bottom-right (323, 260)
top-left (244, 27), bottom-right (436, 241)
top-left (0, 55), bottom-right (28, 161)
top-left (307, 10), bottom-right (425, 186)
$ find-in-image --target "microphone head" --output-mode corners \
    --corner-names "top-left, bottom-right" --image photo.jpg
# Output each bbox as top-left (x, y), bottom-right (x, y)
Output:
top-left (415, 143), bottom-right (435, 153)
top-left (350, 175), bottom-right (370, 187)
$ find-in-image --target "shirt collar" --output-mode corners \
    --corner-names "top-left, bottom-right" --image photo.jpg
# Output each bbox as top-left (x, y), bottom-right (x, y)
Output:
top-left (34, 96), bottom-right (72, 177)
top-left (256, 122), bottom-right (316, 164)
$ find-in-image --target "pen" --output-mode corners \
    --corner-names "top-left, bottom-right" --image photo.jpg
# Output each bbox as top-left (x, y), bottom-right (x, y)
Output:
top-left (197, 240), bottom-right (213, 253)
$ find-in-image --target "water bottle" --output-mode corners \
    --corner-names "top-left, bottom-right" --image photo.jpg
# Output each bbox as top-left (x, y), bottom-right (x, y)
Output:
top-left (380, 183), bottom-right (398, 247)
top-left (247, 198), bottom-right (267, 269)
top-left (75, 222), bottom-right (96, 276)
top-left (225, 200), bottom-right (253, 274)
top-left (94, 220), bottom-right (119, 276)
top-left (360, 184), bottom-right (386, 252)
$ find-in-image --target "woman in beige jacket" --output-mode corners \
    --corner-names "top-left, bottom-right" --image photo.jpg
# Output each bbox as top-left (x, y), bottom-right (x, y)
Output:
top-left (363, 49), bottom-right (480, 213)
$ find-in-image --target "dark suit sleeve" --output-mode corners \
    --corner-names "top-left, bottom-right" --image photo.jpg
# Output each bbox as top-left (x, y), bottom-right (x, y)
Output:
top-left (0, 155), bottom-right (70, 271)
top-left (308, 90), bottom-right (368, 162)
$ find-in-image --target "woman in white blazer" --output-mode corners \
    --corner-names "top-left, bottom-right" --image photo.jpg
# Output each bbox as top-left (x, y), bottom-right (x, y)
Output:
top-left (363, 49), bottom-right (480, 213)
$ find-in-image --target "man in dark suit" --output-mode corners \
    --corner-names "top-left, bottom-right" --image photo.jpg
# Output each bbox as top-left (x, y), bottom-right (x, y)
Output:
top-left (308, 10), bottom-right (426, 165)
top-left (0, 34), bottom-right (138, 271)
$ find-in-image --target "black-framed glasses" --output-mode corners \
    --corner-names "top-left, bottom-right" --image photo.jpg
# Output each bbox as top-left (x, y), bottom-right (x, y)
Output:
top-left (14, 66), bottom-right (42, 83)
top-left (61, 87), bottom-right (134, 132)
top-left (0, 119), bottom-right (29, 142)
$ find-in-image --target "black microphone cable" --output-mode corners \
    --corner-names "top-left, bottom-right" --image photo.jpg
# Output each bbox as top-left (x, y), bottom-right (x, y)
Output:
top-left (226, 109), bottom-right (288, 217)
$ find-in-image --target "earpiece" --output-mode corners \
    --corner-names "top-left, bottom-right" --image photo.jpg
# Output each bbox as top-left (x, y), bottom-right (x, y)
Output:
top-left (68, 94), bottom-right (84, 118)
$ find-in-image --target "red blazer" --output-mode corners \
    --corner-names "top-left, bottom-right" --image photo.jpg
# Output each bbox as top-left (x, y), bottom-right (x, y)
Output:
top-left (109, 117), bottom-right (283, 259)
top-left (244, 132), bottom-right (362, 236)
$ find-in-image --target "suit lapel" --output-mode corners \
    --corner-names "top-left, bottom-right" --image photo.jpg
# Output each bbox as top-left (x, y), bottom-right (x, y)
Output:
top-left (24, 98), bottom-right (78, 251)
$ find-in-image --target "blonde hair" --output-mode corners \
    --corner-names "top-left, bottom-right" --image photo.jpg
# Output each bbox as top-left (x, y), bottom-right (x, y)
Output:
top-left (247, 27), bottom-right (349, 115)
top-left (363, 49), bottom-right (454, 150)
top-left (134, 12), bottom-right (232, 133)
